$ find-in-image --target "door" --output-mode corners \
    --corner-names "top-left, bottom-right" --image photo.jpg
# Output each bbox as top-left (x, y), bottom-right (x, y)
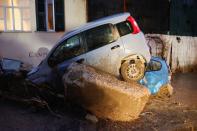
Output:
top-left (47, 33), bottom-right (86, 92)
top-left (83, 24), bottom-right (123, 75)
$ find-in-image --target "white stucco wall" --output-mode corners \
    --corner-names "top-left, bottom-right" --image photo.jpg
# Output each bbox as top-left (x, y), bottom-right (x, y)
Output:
top-left (146, 34), bottom-right (197, 73)
top-left (0, 0), bottom-right (87, 67)
top-left (0, 32), bottom-right (63, 67)
top-left (30, 0), bottom-right (88, 31)
top-left (30, 0), bottom-right (37, 31)
top-left (64, 0), bottom-right (87, 31)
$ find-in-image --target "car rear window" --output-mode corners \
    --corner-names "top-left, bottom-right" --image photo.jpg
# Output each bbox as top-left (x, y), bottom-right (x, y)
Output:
top-left (116, 21), bottom-right (133, 36)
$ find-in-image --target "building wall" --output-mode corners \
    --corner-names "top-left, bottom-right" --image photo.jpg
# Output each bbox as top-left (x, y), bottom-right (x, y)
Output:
top-left (88, 0), bottom-right (122, 21)
top-left (0, 0), bottom-right (87, 67)
top-left (88, 0), bottom-right (170, 34)
top-left (88, 0), bottom-right (197, 36)
top-left (0, 32), bottom-right (63, 66)
top-left (30, 0), bottom-right (37, 31)
top-left (64, 0), bottom-right (87, 31)
top-left (170, 0), bottom-right (197, 36)
top-left (146, 34), bottom-right (197, 73)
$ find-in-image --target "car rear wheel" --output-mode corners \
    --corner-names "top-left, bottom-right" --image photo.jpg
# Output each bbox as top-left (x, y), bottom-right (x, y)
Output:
top-left (121, 58), bottom-right (145, 82)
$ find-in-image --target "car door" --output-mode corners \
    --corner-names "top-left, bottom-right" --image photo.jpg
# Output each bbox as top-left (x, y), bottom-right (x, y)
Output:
top-left (56, 34), bottom-right (86, 76)
top-left (83, 24), bottom-right (124, 75)
top-left (47, 33), bottom-right (86, 91)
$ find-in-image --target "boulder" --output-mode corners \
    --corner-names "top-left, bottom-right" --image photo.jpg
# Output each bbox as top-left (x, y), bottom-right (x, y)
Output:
top-left (63, 63), bottom-right (150, 121)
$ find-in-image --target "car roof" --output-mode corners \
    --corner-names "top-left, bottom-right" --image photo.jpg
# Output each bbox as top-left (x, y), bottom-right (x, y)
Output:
top-left (62, 12), bottom-right (131, 38)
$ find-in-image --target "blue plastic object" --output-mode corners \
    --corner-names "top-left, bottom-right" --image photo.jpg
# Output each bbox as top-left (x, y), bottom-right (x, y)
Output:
top-left (139, 57), bottom-right (169, 94)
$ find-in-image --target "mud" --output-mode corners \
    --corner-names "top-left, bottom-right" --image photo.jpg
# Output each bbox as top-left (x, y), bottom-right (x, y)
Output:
top-left (0, 71), bottom-right (196, 130)
top-left (97, 97), bottom-right (197, 131)
top-left (171, 73), bottom-right (197, 108)
top-left (63, 63), bottom-right (150, 121)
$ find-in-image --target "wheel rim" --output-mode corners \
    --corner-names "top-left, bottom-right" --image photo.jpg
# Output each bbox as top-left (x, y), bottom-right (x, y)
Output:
top-left (126, 63), bottom-right (141, 79)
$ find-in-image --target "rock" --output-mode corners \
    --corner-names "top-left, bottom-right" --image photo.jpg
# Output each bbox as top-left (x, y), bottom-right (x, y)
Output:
top-left (85, 114), bottom-right (98, 123)
top-left (63, 63), bottom-right (150, 121)
top-left (166, 84), bottom-right (173, 96)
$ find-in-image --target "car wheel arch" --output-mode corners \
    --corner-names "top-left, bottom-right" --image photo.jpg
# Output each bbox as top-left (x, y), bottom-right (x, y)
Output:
top-left (119, 54), bottom-right (147, 82)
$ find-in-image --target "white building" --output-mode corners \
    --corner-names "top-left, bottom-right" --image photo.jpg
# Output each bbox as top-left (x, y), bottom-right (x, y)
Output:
top-left (0, 0), bottom-right (87, 66)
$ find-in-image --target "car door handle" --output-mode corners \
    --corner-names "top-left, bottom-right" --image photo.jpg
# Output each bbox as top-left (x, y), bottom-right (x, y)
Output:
top-left (76, 58), bottom-right (85, 63)
top-left (111, 45), bottom-right (120, 50)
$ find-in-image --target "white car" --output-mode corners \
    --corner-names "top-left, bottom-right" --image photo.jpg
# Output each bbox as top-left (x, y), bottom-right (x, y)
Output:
top-left (28, 13), bottom-right (151, 89)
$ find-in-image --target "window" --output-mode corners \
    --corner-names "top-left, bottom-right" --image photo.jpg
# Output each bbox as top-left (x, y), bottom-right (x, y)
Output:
top-left (147, 60), bottom-right (162, 71)
top-left (116, 21), bottom-right (133, 36)
top-left (46, 0), bottom-right (54, 31)
top-left (36, 0), bottom-right (64, 31)
top-left (84, 24), bottom-right (117, 51)
top-left (0, 0), bottom-right (31, 31)
top-left (49, 35), bottom-right (84, 66)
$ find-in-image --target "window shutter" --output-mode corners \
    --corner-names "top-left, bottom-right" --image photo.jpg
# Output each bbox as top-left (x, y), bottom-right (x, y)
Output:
top-left (36, 0), bottom-right (46, 31)
top-left (54, 0), bottom-right (65, 31)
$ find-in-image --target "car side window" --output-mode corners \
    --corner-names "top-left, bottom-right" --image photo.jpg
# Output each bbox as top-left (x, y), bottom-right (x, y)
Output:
top-left (84, 24), bottom-right (117, 51)
top-left (116, 21), bottom-right (133, 36)
top-left (48, 34), bottom-right (84, 66)
top-left (147, 60), bottom-right (162, 71)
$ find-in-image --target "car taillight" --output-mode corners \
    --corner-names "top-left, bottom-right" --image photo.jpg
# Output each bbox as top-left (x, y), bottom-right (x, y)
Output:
top-left (126, 16), bottom-right (140, 34)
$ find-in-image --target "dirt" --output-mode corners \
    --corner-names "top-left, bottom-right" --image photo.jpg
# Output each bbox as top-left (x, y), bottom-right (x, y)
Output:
top-left (0, 73), bottom-right (197, 131)
top-left (171, 73), bottom-right (197, 108)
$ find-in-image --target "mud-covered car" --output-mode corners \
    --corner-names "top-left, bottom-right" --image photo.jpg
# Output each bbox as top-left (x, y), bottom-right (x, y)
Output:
top-left (140, 57), bottom-right (171, 94)
top-left (27, 13), bottom-right (151, 89)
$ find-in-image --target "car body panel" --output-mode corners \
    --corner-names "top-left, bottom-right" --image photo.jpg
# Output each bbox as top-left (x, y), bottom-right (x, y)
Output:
top-left (85, 37), bottom-right (125, 75)
top-left (109, 38), bottom-right (125, 75)
top-left (121, 32), bottom-right (151, 63)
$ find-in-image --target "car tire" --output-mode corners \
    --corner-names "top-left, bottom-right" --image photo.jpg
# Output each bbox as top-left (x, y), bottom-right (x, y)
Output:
top-left (121, 58), bottom-right (145, 82)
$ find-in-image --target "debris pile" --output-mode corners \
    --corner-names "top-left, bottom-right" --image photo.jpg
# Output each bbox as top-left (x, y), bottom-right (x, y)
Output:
top-left (0, 58), bottom-right (172, 122)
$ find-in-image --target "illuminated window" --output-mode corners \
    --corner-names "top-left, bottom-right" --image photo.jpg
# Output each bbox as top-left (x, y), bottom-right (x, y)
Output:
top-left (36, 0), bottom-right (64, 31)
top-left (0, 0), bottom-right (31, 31)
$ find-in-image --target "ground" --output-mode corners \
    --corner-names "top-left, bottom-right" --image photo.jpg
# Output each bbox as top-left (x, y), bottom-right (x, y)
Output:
top-left (0, 73), bottom-right (196, 131)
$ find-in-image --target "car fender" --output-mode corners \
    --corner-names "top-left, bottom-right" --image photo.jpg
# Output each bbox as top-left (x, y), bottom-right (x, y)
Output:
top-left (121, 54), bottom-right (147, 65)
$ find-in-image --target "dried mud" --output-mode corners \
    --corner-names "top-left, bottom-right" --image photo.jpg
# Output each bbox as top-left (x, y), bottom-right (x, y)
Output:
top-left (0, 72), bottom-right (196, 131)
